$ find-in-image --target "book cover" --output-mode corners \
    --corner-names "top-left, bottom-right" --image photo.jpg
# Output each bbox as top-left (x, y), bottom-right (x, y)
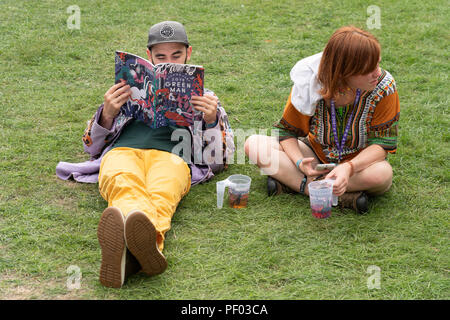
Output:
top-left (115, 51), bottom-right (204, 128)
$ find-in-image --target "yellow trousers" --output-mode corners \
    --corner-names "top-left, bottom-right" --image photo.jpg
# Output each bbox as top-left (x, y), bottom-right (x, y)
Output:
top-left (99, 147), bottom-right (191, 251)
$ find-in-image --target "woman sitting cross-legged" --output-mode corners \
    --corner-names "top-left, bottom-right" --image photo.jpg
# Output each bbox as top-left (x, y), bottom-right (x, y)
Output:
top-left (244, 26), bottom-right (400, 214)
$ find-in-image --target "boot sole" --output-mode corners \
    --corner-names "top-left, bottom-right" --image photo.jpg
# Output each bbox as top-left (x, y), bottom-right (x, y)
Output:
top-left (97, 207), bottom-right (126, 288)
top-left (125, 211), bottom-right (167, 276)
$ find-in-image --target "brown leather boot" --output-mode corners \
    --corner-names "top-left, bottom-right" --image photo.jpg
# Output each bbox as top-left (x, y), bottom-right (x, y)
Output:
top-left (338, 191), bottom-right (369, 214)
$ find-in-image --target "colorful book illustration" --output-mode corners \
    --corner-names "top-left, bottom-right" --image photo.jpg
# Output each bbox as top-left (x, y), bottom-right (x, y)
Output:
top-left (115, 51), bottom-right (204, 128)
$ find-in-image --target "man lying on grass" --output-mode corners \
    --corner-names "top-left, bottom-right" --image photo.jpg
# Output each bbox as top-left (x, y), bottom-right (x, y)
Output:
top-left (57, 21), bottom-right (235, 288)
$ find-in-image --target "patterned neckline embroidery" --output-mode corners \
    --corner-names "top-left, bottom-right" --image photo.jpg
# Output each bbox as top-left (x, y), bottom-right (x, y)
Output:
top-left (312, 91), bottom-right (368, 162)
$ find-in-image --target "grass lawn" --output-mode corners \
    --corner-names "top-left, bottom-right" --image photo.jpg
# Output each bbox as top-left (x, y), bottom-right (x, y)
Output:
top-left (0, 0), bottom-right (448, 299)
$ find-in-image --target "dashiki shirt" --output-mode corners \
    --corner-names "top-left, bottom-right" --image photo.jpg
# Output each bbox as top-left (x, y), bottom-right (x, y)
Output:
top-left (274, 69), bottom-right (400, 164)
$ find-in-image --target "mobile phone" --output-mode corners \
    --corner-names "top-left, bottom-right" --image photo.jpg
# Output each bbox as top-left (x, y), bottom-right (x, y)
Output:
top-left (315, 163), bottom-right (337, 171)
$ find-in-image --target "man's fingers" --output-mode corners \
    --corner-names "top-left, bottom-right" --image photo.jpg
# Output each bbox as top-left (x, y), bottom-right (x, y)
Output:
top-left (193, 93), bottom-right (217, 101)
top-left (117, 91), bottom-right (131, 104)
top-left (191, 95), bottom-right (217, 109)
top-left (105, 81), bottom-right (127, 97)
top-left (193, 105), bottom-right (208, 113)
top-left (191, 100), bottom-right (209, 109)
top-left (193, 104), bottom-right (215, 115)
top-left (203, 93), bottom-right (218, 103)
top-left (113, 90), bottom-right (131, 106)
top-left (192, 99), bottom-right (212, 110)
top-left (110, 84), bottom-right (131, 100)
top-left (105, 90), bottom-right (130, 112)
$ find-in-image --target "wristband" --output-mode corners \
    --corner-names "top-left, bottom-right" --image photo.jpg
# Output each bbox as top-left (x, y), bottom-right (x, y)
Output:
top-left (296, 158), bottom-right (303, 169)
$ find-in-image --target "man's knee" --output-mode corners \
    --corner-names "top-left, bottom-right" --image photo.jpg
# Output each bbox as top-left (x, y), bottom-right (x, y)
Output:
top-left (99, 171), bottom-right (143, 192)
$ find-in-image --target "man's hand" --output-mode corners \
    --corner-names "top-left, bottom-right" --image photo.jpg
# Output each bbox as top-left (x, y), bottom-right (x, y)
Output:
top-left (100, 80), bottom-right (131, 129)
top-left (191, 94), bottom-right (218, 125)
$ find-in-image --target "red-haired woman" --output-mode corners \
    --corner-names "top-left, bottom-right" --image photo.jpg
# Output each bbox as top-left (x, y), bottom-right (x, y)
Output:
top-left (244, 26), bottom-right (400, 214)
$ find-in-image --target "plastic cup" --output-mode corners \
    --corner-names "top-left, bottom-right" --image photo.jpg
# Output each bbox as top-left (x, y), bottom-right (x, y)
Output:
top-left (308, 180), bottom-right (333, 219)
top-left (217, 174), bottom-right (251, 209)
top-left (332, 194), bottom-right (338, 207)
top-left (326, 178), bottom-right (338, 206)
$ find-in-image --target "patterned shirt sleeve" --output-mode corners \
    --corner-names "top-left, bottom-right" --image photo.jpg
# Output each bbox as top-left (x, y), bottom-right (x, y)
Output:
top-left (273, 90), bottom-right (311, 141)
top-left (368, 90), bottom-right (400, 153)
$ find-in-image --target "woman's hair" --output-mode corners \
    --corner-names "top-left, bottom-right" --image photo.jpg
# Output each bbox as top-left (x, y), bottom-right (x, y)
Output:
top-left (318, 26), bottom-right (381, 100)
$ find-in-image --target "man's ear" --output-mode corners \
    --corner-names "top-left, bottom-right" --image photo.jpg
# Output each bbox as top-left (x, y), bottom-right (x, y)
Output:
top-left (146, 48), bottom-right (152, 61)
top-left (186, 46), bottom-right (193, 62)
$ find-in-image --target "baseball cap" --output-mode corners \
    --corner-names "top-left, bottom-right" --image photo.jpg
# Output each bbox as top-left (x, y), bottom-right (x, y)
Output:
top-left (147, 21), bottom-right (189, 48)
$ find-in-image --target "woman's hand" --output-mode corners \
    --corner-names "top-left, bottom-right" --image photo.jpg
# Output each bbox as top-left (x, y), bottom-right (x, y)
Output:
top-left (299, 157), bottom-right (328, 177)
top-left (325, 162), bottom-right (352, 196)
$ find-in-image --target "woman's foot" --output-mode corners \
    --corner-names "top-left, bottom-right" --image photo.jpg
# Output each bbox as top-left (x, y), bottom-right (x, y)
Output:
top-left (267, 176), bottom-right (297, 196)
top-left (338, 191), bottom-right (369, 214)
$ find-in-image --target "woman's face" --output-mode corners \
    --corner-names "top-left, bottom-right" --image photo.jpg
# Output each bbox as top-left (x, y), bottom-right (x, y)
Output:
top-left (347, 60), bottom-right (382, 91)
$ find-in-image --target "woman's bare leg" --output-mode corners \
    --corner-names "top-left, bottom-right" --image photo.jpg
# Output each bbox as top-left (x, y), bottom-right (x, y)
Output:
top-left (244, 135), bottom-right (320, 194)
top-left (245, 135), bottom-right (393, 196)
top-left (347, 160), bottom-right (393, 195)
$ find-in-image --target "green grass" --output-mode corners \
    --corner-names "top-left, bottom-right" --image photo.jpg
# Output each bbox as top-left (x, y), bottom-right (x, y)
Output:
top-left (0, 0), bottom-right (449, 299)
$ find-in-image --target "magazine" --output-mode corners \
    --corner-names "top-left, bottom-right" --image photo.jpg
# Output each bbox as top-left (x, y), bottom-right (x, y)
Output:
top-left (115, 51), bottom-right (204, 128)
